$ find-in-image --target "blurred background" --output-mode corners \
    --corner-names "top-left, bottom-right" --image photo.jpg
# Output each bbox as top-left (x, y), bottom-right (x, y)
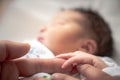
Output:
top-left (0, 0), bottom-right (120, 64)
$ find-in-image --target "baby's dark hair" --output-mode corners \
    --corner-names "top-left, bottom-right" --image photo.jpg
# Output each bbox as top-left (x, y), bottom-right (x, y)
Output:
top-left (66, 8), bottom-right (113, 57)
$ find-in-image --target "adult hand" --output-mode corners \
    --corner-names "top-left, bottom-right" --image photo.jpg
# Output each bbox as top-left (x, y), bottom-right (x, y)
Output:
top-left (0, 40), bottom-right (72, 80)
top-left (0, 40), bottom-right (30, 80)
top-left (51, 64), bottom-right (115, 80)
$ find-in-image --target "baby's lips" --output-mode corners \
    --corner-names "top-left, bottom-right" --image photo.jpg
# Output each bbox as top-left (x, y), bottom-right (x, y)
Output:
top-left (37, 36), bottom-right (44, 42)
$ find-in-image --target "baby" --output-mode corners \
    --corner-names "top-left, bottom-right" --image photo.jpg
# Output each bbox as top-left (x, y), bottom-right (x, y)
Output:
top-left (22, 8), bottom-right (120, 79)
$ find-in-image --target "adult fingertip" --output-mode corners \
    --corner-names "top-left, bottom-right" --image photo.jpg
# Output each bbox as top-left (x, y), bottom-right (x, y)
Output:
top-left (10, 42), bottom-right (30, 59)
top-left (0, 41), bottom-right (31, 60)
top-left (24, 43), bottom-right (30, 53)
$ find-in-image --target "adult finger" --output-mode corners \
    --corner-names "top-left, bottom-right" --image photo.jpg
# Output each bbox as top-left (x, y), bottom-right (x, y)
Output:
top-left (77, 64), bottom-right (114, 80)
top-left (51, 73), bottom-right (79, 80)
top-left (15, 58), bottom-right (72, 76)
top-left (0, 61), bottom-right (18, 80)
top-left (0, 40), bottom-right (30, 62)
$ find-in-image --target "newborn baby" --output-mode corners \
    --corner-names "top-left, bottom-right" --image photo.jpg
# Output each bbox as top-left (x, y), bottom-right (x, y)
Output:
top-left (22, 8), bottom-right (120, 80)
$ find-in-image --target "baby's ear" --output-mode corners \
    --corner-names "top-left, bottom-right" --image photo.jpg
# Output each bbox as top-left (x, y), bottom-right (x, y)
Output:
top-left (79, 39), bottom-right (97, 55)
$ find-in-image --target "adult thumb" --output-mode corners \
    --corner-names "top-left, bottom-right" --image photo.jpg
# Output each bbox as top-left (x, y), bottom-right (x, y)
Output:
top-left (77, 64), bottom-right (115, 80)
top-left (0, 40), bottom-right (30, 62)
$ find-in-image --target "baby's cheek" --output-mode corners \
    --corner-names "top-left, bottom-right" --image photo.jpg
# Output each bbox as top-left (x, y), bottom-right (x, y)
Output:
top-left (45, 35), bottom-right (56, 46)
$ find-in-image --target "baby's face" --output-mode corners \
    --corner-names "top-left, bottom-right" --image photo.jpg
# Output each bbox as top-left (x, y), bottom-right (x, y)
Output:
top-left (37, 10), bottom-right (86, 55)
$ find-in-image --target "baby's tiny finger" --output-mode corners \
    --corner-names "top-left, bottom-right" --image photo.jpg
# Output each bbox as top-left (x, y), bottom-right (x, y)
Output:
top-left (62, 57), bottom-right (78, 69)
top-left (56, 53), bottom-right (73, 59)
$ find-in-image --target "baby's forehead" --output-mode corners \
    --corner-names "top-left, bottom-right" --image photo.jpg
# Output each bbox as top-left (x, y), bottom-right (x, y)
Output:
top-left (52, 10), bottom-right (85, 21)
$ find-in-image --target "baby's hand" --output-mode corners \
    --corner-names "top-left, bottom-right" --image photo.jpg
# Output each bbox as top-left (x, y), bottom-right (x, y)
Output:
top-left (56, 51), bottom-right (107, 70)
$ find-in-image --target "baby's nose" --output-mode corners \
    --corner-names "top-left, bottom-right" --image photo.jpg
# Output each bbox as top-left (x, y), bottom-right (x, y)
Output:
top-left (39, 27), bottom-right (46, 33)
